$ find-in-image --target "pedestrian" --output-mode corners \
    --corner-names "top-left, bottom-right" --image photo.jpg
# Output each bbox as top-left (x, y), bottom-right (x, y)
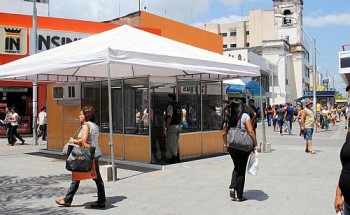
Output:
top-left (206, 105), bottom-right (221, 130)
top-left (55, 105), bottom-right (106, 208)
top-left (164, 93), bottom-right (182, 164)
top-left (296, 104), bottom-right (304, 136)
top-left (37, 107), bottom-right (47, 141)
top-left (226, 100), bottom-right (257, 202)
top-left (1, 107), bottom-right (13, 145)
top-left (248, 99), bottom-right (258, 133)
top-left (322, 105), bottom-right (330, 131)
top-left (272, 104), bottom-right (279, 132)
top-left (265, 105), bottom-right (273, 126)
top-left (334, 134), bottom-right (350, 215)
top-left (8, 107), bottom-right (25, 146)
top-left (284, 103), bottom-right (294, 135)
top-left (301, 99), bottom-right (319, 154)
top-left (276, 104), bottom-right (285, 135)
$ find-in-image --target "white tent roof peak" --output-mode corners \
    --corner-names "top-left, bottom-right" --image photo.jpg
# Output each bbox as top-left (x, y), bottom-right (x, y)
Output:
top-left (0, 25), bottom-right (260, 80)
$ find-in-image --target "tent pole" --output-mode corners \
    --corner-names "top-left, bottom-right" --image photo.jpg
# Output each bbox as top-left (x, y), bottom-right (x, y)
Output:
top-left (107, 63), bottom-right (116, 181)
top-left (259, 76), bottom-right (267, 152)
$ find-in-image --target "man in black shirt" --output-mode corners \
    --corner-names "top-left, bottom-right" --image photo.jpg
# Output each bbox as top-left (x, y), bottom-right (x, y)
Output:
top-left (164, 93), bottom-right (182, 164)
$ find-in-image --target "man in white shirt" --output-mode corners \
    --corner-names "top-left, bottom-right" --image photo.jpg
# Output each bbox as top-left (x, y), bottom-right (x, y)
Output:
top-left (37, 107), bottom-right (47, 141)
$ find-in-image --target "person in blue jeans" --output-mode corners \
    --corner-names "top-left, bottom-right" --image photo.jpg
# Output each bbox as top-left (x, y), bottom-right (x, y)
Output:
top-left (265, 105), bottom-right (273, 126)
top-left (284, 103), bottom-right (295, 135)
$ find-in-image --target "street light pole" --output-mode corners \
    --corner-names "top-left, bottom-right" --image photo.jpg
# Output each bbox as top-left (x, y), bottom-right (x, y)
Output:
top-left (269, 54), bottom-right (292, 105)
top-left (33, 0), bottom-right (38, 145)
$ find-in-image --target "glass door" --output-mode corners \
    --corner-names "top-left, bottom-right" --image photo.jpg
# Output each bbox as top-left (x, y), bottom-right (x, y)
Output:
top-left (149, 77), bottom-right (176, 164)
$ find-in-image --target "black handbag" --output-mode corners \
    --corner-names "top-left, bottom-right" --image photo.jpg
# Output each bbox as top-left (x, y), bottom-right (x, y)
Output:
top-left (66, 145), bottom-right (96, 172)
top-left (227, 117), bottom-right (253, 152)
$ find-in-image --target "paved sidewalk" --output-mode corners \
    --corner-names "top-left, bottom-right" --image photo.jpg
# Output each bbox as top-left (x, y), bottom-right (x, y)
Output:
top-left (0, 122), bottom-right (346, 215)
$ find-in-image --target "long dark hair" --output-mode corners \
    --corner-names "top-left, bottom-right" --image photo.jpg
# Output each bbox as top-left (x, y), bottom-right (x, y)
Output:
top-left (228, 100), bottom-right (244, 127)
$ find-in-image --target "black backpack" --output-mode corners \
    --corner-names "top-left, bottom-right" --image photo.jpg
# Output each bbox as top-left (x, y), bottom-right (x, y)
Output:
top-left (170, 102), bottom-right (182, 125)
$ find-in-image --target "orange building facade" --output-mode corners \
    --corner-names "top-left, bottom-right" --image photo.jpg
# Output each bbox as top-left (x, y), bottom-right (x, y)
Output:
top-left (106, 11), bottom-right (223, 54)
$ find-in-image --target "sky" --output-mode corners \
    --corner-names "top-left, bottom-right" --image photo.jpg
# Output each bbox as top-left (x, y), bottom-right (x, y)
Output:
top-left (49, 0), bottom-right (350, 95)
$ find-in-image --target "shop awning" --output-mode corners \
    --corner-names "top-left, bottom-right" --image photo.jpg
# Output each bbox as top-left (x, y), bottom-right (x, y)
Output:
top-left (0, 25), bottom-right (260, 80)
top-left (226, 84), bottom-right (246, 94)
top-left (245, 81), bottom-right (265, 97)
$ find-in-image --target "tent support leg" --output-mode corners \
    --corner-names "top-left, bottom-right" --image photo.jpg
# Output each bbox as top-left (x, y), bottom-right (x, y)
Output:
top-left (107, 63), bottom-right (116, 181)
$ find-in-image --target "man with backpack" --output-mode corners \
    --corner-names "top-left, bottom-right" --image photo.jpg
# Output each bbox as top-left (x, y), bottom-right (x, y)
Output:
top-left (164, 93), bottom-right (182, 164)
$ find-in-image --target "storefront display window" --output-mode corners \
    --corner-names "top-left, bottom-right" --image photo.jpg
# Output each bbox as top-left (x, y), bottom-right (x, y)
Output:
top-left (202, 81), bottom-right (223, 131)
top-left (101, 80), bottom-right (123, 133)
top-left (123, 78), bottom-right (149, 135)
top-left (178, 80), bottom-right (201, 132)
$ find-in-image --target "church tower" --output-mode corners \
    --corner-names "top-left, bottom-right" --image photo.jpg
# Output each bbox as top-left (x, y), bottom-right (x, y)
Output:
top-left (273, 0), bottom-right (304, 45)
top-left (272, 0), bottom-right (309, 101)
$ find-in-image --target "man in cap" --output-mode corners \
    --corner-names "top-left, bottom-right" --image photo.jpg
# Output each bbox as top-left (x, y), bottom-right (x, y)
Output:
top-left (301, 99), bottom-right (319, 154)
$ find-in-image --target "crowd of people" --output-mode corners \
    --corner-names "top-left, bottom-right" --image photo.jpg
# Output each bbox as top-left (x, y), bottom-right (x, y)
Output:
top-left (265, 101), bottom-right (348, 135)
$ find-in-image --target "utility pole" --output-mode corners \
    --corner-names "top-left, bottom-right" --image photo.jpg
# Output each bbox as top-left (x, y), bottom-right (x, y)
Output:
top-left (33, 0), bottom-right (38, 145)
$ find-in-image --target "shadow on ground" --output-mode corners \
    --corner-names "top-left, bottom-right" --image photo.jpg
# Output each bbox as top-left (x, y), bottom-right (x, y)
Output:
top-left (83, 195), bottom-right (127, 210)
top-left (244, 189), bottom-right (269, 201)
top-left (0, 174), bottom-right (94, 215)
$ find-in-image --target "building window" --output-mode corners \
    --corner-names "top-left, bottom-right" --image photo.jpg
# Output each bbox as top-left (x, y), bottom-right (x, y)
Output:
top-left (286, 79), bottom-right (289, 85)
top-left (246, 31), bottom-right (250, 35)
top-left (246, 43), bottom-right (250, 47)
top-left (222, 32), bottom-right (228, 37)
top-left (223, 44), bottom-right (227, 49)
top-left (283, 10), bottom-right (292, 25)
top-left (230, 31), bottom-right (237, 36)
top-left (230, 44), bottom-right (237, 48)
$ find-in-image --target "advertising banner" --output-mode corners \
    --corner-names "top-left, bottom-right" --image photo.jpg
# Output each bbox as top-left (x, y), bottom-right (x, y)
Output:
top-left (30, 29), bottom-right (91, 54)
top-left (0, 26), bottom-right (27, 55)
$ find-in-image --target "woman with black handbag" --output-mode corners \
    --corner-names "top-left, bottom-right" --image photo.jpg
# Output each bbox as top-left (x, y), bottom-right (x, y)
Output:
top-left (55, 105), bottom-right (106, 208)
top-left (226, 100), bottom-right (257, 202)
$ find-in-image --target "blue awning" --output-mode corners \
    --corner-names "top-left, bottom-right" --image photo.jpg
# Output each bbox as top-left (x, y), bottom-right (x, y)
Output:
top-left (245, 81), bottom-right (265, 96)
top-left (226, 84), bottom-right (245, 94)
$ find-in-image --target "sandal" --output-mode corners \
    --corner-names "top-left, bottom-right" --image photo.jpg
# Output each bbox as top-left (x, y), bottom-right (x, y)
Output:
top-left (229, 189), bottom-right (237, 201)
top-left (90, 201), bottom-right (106, 208)
top-left (55, 198), bottom-right (71, 207)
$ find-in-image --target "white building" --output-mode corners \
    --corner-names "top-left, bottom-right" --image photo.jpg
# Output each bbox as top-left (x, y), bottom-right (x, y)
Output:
top-left (0, 0), bottom-right (49, 16)
top-left (198, 0), bottom-right (310, 104)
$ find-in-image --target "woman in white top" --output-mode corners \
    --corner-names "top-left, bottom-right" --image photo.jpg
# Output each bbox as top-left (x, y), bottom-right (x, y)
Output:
top-left (8, 107), bottom-right (25, 146)
top-left (55, 105), bottom-right (106, 208)
top-left (226, 100), bottom-right (257, 202)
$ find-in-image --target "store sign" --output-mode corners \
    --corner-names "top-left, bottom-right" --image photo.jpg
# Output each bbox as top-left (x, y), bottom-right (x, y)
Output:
top-left (0, 87), bottom-right (28, 92)
top-left (30, 29), bottom-right (91, 54)
top-left (0, 26), bottom-right (27, 55)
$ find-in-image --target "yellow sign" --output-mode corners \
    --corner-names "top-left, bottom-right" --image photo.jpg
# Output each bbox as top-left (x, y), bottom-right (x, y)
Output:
top-left (317, 85), bottom-right (325, 91)
top-left (0, 26), bottom-right (27, 55)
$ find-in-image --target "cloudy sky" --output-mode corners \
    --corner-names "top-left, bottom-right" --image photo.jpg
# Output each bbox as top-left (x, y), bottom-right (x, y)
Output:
top-left (49, 0), bottom-right (350, 94)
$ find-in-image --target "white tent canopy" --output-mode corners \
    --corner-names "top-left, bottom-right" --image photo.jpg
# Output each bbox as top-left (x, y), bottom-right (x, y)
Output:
top-left (0, 25), bottom-right (260, 179)
top-left (0, 25), bottom-right (259, 80)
